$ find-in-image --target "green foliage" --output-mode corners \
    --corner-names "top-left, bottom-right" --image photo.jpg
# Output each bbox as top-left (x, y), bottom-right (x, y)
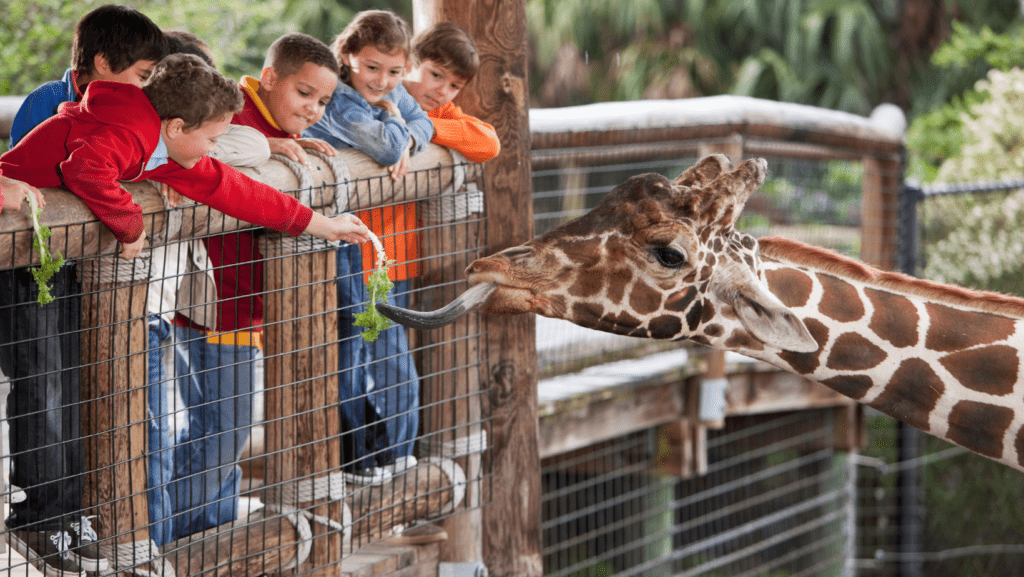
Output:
top-left (352, 261), bottom-right (395, 342)
top-left (0, 0), bottom-right (291, 97)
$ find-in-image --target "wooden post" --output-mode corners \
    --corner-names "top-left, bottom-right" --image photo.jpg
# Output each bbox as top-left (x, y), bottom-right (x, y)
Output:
top-left (861, 156), bottom-right (900, 270)
top-left (414, 0), bottom-right (541, 574)
top-left (78, 254), bottom-right (154, 566)
top-left (261, 233), bottom-right (344, 576)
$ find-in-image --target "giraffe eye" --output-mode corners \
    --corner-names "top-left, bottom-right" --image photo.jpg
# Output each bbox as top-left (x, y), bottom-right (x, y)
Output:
top-left (651, 247), bottom-right (686, 268)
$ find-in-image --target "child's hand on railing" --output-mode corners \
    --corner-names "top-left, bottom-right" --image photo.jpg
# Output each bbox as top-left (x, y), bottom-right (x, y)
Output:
top-left (119, 232), bottom-right (147, 260)
top-left (1, 175), bottom-right (44, 212)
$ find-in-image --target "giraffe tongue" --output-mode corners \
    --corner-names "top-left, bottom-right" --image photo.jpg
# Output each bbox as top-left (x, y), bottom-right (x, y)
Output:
top-left (375, 282), bottom-right (498, 329)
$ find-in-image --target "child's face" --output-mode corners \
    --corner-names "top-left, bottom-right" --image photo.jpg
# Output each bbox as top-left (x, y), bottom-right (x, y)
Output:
top-left (260, 62), bottom-right (338, 135)
top-left (342, 45), bottom-right (408, 105)
top-left (404, 59), bottom-right (466, 112)
top-left (93, 54), bottom-right (157, 88)
top-left (163, 114), bottom-right (232, 170)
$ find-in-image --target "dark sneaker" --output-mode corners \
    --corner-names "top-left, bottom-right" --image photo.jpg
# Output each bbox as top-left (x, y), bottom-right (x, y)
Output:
top-left (65, 516), bottom-right (109, 572)
top-left (7, 528), bottom-right (85, 576)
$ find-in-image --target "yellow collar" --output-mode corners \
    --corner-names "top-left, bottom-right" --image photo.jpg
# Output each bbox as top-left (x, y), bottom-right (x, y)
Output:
top-left (240, 75), bottom-right (283, 132)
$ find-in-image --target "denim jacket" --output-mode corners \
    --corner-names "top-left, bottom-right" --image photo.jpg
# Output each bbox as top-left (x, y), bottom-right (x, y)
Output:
top-left (303, 82), bottom-right (434, 166)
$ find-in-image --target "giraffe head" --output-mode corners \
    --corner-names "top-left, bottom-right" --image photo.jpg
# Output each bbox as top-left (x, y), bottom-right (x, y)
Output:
top-left (382, 154), bottom-right (817, 352)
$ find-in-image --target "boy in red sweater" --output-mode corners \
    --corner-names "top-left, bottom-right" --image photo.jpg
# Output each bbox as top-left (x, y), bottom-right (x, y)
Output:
top-left (0, 53), bottom-right (369, 546)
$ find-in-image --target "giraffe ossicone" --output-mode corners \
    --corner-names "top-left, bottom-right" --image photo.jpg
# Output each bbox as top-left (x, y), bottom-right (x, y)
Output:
top-left (379, 154), bottom-right (1024, 471)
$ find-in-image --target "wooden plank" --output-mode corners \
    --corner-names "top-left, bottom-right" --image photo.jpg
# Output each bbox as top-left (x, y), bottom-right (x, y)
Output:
top-left (413, 0), bottom-right (540, 574)
top-left (79, 274), bottom-right (151, 548)
top-left (724, 369), bottom-right (856, 416)
top-left (262, 242), bottom-right (342, 577)
top-left (538, 378), bottom-right (685, 459)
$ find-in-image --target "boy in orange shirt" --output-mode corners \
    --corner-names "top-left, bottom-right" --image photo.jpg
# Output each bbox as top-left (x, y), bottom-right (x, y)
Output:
top-left (402, 22), bottom-right (500, 163)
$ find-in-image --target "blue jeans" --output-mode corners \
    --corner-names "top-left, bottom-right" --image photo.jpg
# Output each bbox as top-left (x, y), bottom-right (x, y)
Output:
top-left (337, 243), bottom-right (420, 471)
top-left (163, 325), bottom-right (258, 542)
top-left (146, 316), bottom-right (186, 546)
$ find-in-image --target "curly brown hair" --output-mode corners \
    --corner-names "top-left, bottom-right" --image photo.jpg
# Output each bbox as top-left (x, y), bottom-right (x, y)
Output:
top-left (331, 10), bottom-right (412, 86)
top-left (142, 54), bottom-right (243, 130)
top-left (264, 33), bottom-right (339, 79)
top-left (412, 22), bottom-right (479, 81)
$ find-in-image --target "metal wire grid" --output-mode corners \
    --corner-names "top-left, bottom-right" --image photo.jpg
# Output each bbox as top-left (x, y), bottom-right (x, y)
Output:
top-left (541, 410), bottom-right (853, 576)
top-left (852, 181), bottom-right (1024, 577)
top-left (0, 162), bottom-right (492, 575)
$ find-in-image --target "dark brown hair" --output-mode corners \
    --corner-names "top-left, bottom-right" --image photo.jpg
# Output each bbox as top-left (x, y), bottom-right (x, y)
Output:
top-left (142, 54), bottom-right (243, 130)
top-left (331, 10), bottom-right (412, 85)
top-left (412, 22), bottom-right (479, 81)
top-left (72, 4), bottom-right (167, 78)
top-left (264, 33), bottom-right (339, 79)
top-left (165, 29), bottom-right (214, 67)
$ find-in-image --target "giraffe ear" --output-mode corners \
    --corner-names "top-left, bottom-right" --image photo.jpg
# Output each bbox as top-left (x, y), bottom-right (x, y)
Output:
top-left (732, 287), bottom-right (819, 353)
top-left (713, 263), bottom-right (818, 353)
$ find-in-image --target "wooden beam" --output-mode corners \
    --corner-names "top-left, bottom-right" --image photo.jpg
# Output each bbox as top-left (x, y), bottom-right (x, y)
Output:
top-left (413, 0), bottom-right (540, 574)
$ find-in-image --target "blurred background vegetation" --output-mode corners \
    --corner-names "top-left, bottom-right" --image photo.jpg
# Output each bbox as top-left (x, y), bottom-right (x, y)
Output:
top-left (2, 0), bottom-right (1024, 184)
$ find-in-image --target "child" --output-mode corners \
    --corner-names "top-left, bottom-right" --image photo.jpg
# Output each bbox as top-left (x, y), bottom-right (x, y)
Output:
top-left (144, 29), bottom-right (277, 548)
top-left (304, 10), bottom-right (433, 484)
top-left (1, 6), bottom-right (166, 575)
top-left (403, 22), bottom-right (500, 163)
top-left (0, 54), bottom-right (371, 553)
top-left (9, 4), bottom-right (166, 147)
top-left (159, 32), bottom-right (339, 543)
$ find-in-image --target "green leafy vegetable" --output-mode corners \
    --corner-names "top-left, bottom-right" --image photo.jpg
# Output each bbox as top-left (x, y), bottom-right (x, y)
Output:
top-left (27, 192), bottom-right (64, 306)
top-left (352, 231), bottom-right (394, 342)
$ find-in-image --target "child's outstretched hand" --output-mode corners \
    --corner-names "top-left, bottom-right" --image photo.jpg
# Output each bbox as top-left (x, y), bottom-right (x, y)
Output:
top-left (304, 212), bottom-right (371, 244)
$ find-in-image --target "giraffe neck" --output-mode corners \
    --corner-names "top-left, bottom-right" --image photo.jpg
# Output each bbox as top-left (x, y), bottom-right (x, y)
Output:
top-left (728, 238), bottom-right (1024, 471)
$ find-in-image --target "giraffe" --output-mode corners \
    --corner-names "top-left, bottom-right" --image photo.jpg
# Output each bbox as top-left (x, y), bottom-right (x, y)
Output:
top-left (380, 154), bottom-right (1024, 472)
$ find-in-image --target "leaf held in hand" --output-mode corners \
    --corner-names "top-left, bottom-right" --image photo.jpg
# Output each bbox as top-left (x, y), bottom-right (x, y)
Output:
top-left (353, 231), bottom-right (395, 342)
top-left (27, 193), bottom-right (64, 305)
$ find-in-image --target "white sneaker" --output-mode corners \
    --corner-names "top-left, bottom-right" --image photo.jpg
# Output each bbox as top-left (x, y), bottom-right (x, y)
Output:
top-left (381, 456), bottom-right (418, 476)
top-left (343, 467), bottom-right (392, 485)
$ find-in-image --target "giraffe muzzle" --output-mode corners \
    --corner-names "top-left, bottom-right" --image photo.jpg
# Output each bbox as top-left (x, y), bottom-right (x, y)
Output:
top-left (375, 282), bottom-right (498, 329)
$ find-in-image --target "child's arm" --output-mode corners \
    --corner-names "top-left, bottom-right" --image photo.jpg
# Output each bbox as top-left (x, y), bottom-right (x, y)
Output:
top-left (429, 103), bottom-right (501, 163)
top-left (148, 157), bottom-right (372, 243)
top-left (60, 127), bottom-right (148, 246)
top-left (210, 125), bottom-right (272, 168)
top-left (305, 100), bottom-right (414, 167)
top-left (391, 85), bottom-right (435, 157)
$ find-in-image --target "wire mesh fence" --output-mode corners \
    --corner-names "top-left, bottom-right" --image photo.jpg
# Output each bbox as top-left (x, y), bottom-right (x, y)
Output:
top-left (848, 180), bottom-right (1024, 577)
top-left (0, 159), bottom-right (492, 575)
top-left (541, 410), bottom-right (854, 577)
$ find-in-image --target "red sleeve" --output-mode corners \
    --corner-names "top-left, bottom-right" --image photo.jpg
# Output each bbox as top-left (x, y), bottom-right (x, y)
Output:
top-left (429, 103), bottom-right (501, 163)
top-left (144, 157), bottom-right (313, 237)
top-left (60, 128), bottom-right (146, 243)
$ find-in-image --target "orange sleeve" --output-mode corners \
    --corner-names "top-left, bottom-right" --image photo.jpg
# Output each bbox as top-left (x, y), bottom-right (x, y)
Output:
top-left (428, 103), bottom-right (501, 163)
